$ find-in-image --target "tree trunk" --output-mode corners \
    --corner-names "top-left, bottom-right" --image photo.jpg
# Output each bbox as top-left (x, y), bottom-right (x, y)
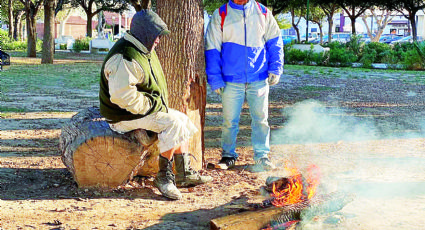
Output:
top-left (59, 107), bottom-right (159, 188)
top-left (327, 15), bottom-right (333, 43)
top-left (41, 0), bottom-right (56, 64)
top-left (350, 15), bottom-right (356, 34)
top-left (26, 11), bottom-right (38, 57)
top-left (409, 13), bottom-right (417, 41)
top-left (8, 0), bottom-right (14, 38)
top-left (86, 12), bottom-right (94, 37)
top-left (156, 0), bottom-right (206, 170)
top-left (13, 10), bottom-right (24, 41)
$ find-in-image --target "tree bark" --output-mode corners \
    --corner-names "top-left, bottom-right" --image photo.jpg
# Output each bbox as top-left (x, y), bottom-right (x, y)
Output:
top-left (156, 0), bottom-right (206, 170)
top-left (8, 0), bottom-right (14, 38)
top-left (22, 0), bottom-right (42, 57)
top-left (26, 11), bottom-right (38, 57)
top-left (41, 0), bottom-right (56, 64)
top-left (59, 107), bottom-right (159, 188)
top-left (13, 10), bottom-right (24, 41)
top-left (86, 12), bottom-right (94, 37)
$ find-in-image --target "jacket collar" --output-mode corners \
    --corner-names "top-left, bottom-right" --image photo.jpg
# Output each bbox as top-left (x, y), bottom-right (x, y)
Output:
top-left (229, 0), bottom-right (254, 11)
top-left (124, 32), bottom-right (150, 54)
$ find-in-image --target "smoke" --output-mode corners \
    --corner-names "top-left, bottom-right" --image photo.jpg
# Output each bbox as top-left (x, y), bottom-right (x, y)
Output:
top-left (267, 100), bottom-right (425, 228)
top-left (272, 100), bottom-right (377, 145)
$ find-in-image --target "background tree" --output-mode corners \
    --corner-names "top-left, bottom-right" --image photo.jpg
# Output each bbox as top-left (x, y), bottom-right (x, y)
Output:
top-left (3, 0), bottom-right (25, 40)
top-left (70, 0), bottom-right (129, 37)
top-left (307, 4), bottom-right (327, 43)
top-left (290, 4), bottom-right (306, 42)
top-left (41, 0), bottom-right (72, 64)
top-left (13, 9), bottom-right (25, 41)
top-left (203, 0), bottom-right (226, 14)
top-left (258, 0), bottom-right (290, 15)
top-left (127, 0), bottom-right (151, 11)
top-left (8, 0), bottom-right (14, 38)
top-left (156, 0), bottom-right (206, 169)
top-left (386, 0), bottom-right (425, 41)
top-left (19, 0), bottom-right (43, 57)
top-left (41, 0), bottom-right (56, 64)
top-left (336, 0), bottom-right (372, 34)
top-left (362, 7), bottom-right (396, 42)
top-left (314, 0), bottom-right (340, 43)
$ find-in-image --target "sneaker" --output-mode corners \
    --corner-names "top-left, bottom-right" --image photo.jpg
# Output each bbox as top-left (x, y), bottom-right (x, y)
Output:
top-left (251, 158), bottom-right (276, 172)
top-left (216, 157), bottom-right (237, 169)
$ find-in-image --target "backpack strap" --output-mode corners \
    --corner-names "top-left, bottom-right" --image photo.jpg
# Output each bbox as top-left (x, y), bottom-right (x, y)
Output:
top-left (219, 2), bottom-right (266, 31)
top-left (256, 2), bottom-right (267, 17)
top-left (219, 3), bottom-right (228, 31)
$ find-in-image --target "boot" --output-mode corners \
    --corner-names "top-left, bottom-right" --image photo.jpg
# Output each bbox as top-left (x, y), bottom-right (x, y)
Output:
top-left (175, 153), bottom-right (213, 187)
top-left (153, 156), bottom-right (182, 200)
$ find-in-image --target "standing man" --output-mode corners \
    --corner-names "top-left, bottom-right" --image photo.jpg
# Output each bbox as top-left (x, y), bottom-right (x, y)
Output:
top-left (99, 10), bottom-right (212, 200)
top-left (205, 0), bottom-right (284, 171)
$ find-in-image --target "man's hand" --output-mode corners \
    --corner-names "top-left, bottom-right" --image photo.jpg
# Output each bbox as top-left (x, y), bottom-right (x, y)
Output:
top-left (268, 73), bottom-right (280, 86)
top-left (214, 87), bottom-right (224, 95)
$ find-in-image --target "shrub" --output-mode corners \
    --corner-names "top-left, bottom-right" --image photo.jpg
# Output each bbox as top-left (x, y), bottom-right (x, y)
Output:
top-left (403, 49), bottom-right (423, 70)
top-left (285, 48), bottom-right (306, 64)
top-left (361, 42), bottom-right (390, 63)
top-left (346, 34), bottom-right (363, 57)
top-left (72, 37), bottom-right (91, 52)
top-left (359, 49), bottom-right (377, 68)
top-left (328, 46), bottom-right (356, 67)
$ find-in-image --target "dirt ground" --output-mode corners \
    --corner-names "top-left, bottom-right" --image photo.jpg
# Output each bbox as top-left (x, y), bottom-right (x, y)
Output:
top-left (1, 62), bottom-right (425, 229)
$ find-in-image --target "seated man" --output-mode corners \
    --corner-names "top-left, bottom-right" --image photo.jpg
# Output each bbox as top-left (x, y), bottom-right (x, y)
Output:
top-left (99, 10), bottom-right (211, 200)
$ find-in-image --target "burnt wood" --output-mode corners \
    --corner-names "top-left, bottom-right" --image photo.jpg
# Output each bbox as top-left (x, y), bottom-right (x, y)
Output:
top-left (210, 192), bottom-right (353, 230)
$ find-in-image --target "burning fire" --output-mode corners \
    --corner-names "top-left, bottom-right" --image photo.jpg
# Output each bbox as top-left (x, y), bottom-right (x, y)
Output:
top-left (271, 164), bottom-right (320, 207)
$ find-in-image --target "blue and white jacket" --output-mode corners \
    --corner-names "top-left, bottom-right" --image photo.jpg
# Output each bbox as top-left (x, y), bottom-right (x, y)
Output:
top-left (205, 0), bottom-right (284, 91)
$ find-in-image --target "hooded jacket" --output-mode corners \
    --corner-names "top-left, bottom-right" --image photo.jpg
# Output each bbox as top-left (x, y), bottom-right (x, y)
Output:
top-left (205, 0), bottom-right (284, 91)
top-left (99, 10), bottom-right (169, 123)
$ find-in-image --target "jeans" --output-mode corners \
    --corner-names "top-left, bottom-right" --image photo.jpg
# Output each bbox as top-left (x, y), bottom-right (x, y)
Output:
top-left (221, 80), bottom-right (270, 161)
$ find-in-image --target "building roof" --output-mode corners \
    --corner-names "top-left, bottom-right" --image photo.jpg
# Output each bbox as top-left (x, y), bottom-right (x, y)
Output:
top-left (64, 16), bottom-right (87, 25)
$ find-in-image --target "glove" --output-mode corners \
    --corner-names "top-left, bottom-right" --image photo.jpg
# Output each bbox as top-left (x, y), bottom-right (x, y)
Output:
top-left (268, 73), bottom-right (280, 86)
top-left (214, 87), bottom-right (224, 95)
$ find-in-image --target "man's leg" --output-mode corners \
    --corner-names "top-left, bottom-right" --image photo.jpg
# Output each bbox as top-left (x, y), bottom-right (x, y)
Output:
top-left (154, 145), bottom-right (183, 200)
top-left (220, 82), bottom-right (245, 168)
top-left (174, 141), bottom-right (212, 187)
top-left (109, 109), bottom-right (200, 199)
top-left (246, 80), bottom-right (271, 163)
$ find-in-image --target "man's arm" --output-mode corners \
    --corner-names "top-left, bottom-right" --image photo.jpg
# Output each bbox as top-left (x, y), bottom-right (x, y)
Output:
top-left (205, 9), bottom-right (226, 91)
top-left (264, 11), bottom-right (284, 77)
top-left (104, 54), bottom-right (153, 115)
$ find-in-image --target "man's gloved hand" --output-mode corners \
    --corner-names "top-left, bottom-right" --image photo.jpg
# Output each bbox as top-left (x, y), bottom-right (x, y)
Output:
top-left (214, 87), bottom-right (224, 95)
top-left (268, 73), bottom-right (280, 86)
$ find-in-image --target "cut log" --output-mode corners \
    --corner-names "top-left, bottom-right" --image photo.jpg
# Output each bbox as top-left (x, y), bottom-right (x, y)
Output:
top-left (210, 205), bottom-right (297, 230)
top-left (59, 107), bottom-right (158, 188)
top-left (210, 192), bottom-right (354, 230)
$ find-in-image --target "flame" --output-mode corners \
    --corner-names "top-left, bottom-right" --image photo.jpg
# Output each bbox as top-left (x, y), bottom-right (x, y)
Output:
top-left (271, 164), bottom-right (320, 207)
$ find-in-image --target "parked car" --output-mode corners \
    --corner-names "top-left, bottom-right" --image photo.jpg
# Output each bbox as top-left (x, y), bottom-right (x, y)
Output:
top-left (332, 33), bottom-right (351, 43)
top-left (300, 33), bottom-right (321, 43)
top-left (318, 33), bottom-right (351, 44)
top-left (281, 35), bottom-right (297, 45)
top-left (390, 35), bottom-right (424, 44)
top-left (379, 34), bottom-right (403, 44)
